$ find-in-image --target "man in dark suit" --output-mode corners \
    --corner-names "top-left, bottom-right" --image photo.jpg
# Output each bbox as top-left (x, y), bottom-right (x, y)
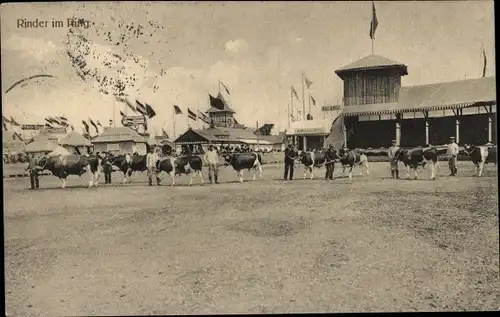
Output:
top-left (26, 154), bottom-right (41, 189)
top-left (284, 144), bottom-right (297, 180)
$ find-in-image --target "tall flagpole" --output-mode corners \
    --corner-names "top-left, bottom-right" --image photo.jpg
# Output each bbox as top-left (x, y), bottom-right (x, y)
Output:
top-left (308, 93), bottom-right (311, 119)
top-left (172, 105), bottom-right (176, 138)
top-left (301, 72), bottom-right (306, 120)
top-left (289, 86), bottom-right (293, 128)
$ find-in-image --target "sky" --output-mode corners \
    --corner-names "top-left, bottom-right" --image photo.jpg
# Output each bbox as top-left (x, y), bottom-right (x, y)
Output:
top-left (1, 1), bottom-right (495, 137)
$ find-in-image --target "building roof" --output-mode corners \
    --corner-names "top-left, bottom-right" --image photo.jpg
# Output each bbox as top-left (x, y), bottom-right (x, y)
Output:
top-left (335, 54), bottom-right (408, 78)
top-left (206, 92), bottom-right (236, 113)
top-left (59, 131), bottom-right (92, 146)
top-left (174, 126), bottom-right (285, 145)
top-left (3, 141), bottom-right (26, 154)
top-left (2, 131), bottom-right (24, 143)
top-left (25, 137), bottom-right (59, 153)
top-left (91, 127), bottom-right (147, 143)
top-left (342, 76), bottom-right (496, 117)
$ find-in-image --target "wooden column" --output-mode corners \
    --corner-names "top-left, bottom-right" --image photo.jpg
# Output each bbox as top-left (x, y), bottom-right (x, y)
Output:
top-left (303, 135), bottom-right (308, 151)
top-left (395, 113), bottom-right (402, 146)
top-left (424, 111), bottom-right (429, 145)
top-left (488, 105), bottom-right (493, 143)
top-left (455, 118), bottom-right (460, 144)
top-left (342, 123), bottom-right (347, 147)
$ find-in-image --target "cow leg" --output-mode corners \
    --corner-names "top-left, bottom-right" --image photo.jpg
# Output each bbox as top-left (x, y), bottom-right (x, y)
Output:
top-left (430, 162), bottom-right (436, 180)
top-left (238, 171), bottom-right (243, 183)
top-left (189, 172), bottom-right (195, 186)
top-left (478, 162), bottom-right (485, 177)
top-left (303, 166), bottom-right (307, 179)
top-left (168, 172), bottom-right (176, 186)
top-left (61, 177), bottom-right (67, 189)
top-left (310, 167), bottom-right (314, 180)
top-left (252, 168), bottom-right (257, 181)
top-left (413, 168), bottom-right (418, 180)
top-left (342, 165), bottom-right (346, 178)
top-left (365, 162), bottom-right (370, 176)
top-left (199, 170), bottom-right (204, 185)
top-left (259, 164), bottom-right (263, 180)
top-left (122, 172), bottom-right (128, 184)
top-left (405, 165), bottom-right (410, 179)
top-left (348, 166), bottom-right (353, 179)
top-left (87, 165), bottom-right (94, 188)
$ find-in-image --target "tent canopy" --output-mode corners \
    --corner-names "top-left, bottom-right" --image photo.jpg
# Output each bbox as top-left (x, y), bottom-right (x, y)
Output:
top-left (24, 138), bottom-right (58, 153)
top-left (60, 131), bottom-right (92, 146)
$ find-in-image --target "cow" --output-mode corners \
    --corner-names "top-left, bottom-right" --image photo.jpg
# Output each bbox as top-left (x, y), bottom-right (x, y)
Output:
top-left (337, 148), bottom-right (370, 179)
top-left (463, 144), bottom-right (497, 177)
top-left (297, 150), bottom-right (327, 180)
top-left (35, 154), bottom-right (101, 188)
top-left (223, 152), bottom-right (263, 183)
top-left (105, 153), bottom-right (147, 184)
top-left (155, 155), bottom-right (204, 186)
top-left (393, 147), bottom-right (439, 180)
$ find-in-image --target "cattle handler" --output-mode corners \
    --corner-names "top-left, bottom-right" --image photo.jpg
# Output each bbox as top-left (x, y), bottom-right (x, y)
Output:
top-left (284, 144), bottom-right (297, 180)
top-left (26, 154), bottom-right (41, 189)
top-left (324, 144), bottom-right (336, 180)
top-left (204, 144), bottom-right (220, 184)
top-left (102, 152), bottom-right (113, 184)
top-left (146, 147), bottom-right (160, 186)
top-left (447, 136), bottom-right (459, 176)
top-left (388, 140), bottom-right (400, 179)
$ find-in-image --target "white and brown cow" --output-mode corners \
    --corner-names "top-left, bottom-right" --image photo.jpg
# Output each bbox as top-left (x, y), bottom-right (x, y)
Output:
top-left (393, 147), bottom-right (439, 180)
top-left (155, 155), bottom-right (204, 186)
top-left (223, 152), bottom-right (262, 183)
top-left (35, 154), bottom-right (101, 188)
top-left (463, 144), bottom-right (497, 177)
top-left (337, 148), bottom-right (370, 179)
top-left (297, 150), bottom-right (327, 179)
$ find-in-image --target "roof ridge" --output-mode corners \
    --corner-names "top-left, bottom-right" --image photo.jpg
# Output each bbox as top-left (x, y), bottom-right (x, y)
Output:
top-left (401, 76), bottom-right (495, 89)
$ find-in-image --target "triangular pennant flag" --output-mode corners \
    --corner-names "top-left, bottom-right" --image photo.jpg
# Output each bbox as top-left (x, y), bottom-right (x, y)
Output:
top-left (220, 81), bottom-right (231, 95)
top-left (209, 94), bottom-right (225, 110)
top-left (173, 105), bottom-right (183, 115)
top-left (304, 76), bottom-right (313, 89)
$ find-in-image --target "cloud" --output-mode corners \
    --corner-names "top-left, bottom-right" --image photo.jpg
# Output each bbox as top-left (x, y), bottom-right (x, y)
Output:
top-left (2, 34), bottom-right (58, 60)
top-left (224, 39), bottom-right (248, 53)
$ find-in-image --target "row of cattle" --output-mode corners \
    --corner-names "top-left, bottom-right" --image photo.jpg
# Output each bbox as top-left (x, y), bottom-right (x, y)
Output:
top-left (30, 144), bottom-right (496, 188)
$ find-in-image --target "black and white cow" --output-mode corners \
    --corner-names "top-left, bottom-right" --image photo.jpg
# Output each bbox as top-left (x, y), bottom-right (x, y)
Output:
top-left (393, 147), bottom-right (439, 180)
top-left (223, 152), bottom-right (262, 183)
top-left (105, 153), bottom-right (147, 184)
top-left (297, 150), bottom-right (327, 179)
top-left (337, 148), bottom-right (369, 179)
top-left (35, 154), bottom-right (101, 188)
top-left (463, 144), bottom-right (497, 177)
top-left (155, 155), bottom-right (204, 186)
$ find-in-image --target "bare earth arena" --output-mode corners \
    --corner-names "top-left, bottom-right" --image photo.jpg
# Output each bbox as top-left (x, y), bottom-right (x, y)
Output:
top-left (4, 161), bottom-right (498, 315)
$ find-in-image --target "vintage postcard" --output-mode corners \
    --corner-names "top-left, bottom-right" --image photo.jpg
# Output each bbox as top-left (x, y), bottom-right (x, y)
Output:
top-left (2, 1), bottom-right (497, 315)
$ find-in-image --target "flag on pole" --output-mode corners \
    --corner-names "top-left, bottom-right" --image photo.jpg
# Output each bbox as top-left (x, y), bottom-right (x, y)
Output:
top-left (82, 120), bottom-right (90, 134)
top-left (369, 1), bottom-right (379, 40)
top-left (209, 94), bottom-right (225, 110)
top-left (135, 100), bottom-right (147, 116)
top-left (197, 110), bottom-right (210, 124)
top-left (9, 116), bottom-right (20, 126)
top-left (482, 46), bottom-right (487, 78)
top-left (220, 81), bottom-right (231, 95)
top-left (116, 96), bottom-right (138, 113)
top-left (145, 103), bottom-right (156, 118)
top-left (188, 108), bottom-right (197, 121)
top-left (89, 118), bottom-right (99, 133)
top-left (120, 111), bottom-right (126, 117)
top-left (173, 105), bottom-right (183, 114)
top-left (3, 116), bottom-right (11, 123)
top-left (304, 76), bottom-right (313, 89)
top-left (96, 120), bottom-right (102, 127)
top-left (310, 95), bottom-right (316, 106)
top-left (291, 85), bottom-right (300, 101)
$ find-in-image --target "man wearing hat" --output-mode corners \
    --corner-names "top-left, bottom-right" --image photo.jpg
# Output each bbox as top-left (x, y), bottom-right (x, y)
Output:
top-left (26, 153), bottom-right (42, 189)
top-left (146, 146), bottom-right (160, 186)
top-left (204, 144), bottom-right (220, 184)
top-left (447, 136), bottom-right (459, 176)
top-left (388, 139), bottom-right (400, 179)
top-left (324, 144), bottom-right (336, 180)
top-left (284, 143), bottom-right (297, 180)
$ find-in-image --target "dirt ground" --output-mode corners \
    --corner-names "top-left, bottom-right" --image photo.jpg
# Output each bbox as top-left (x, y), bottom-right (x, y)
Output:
top-left (4, 161), bottom-right (499, 315)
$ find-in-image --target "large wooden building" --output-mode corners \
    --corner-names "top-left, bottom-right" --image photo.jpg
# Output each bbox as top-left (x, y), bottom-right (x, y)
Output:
top-left (335, 54), bottom-right (496, 148)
